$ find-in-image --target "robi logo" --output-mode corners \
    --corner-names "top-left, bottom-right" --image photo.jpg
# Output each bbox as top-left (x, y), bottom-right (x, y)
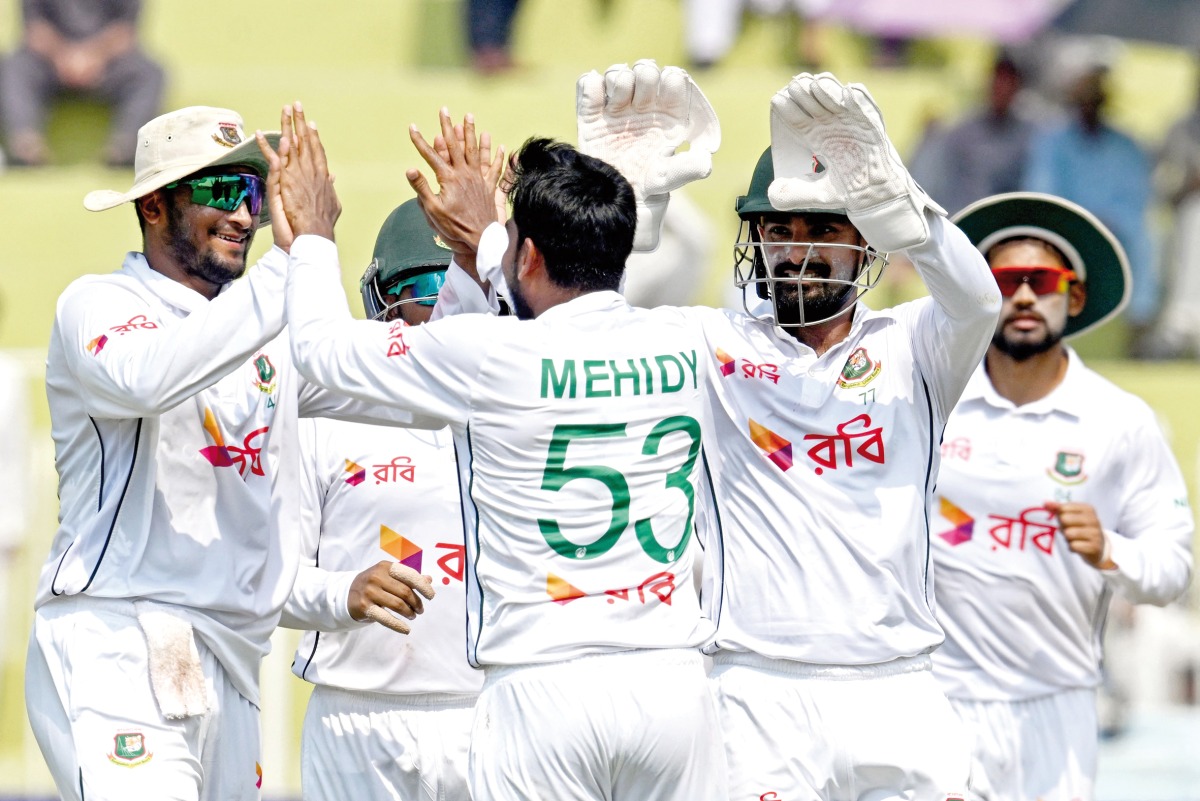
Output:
top-left (760, 793), bottom-right (782, 801)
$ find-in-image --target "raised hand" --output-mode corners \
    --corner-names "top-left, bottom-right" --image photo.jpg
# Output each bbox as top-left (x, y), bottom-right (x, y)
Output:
top-left (407, 108), bottom-right (501, 273)
top-left (576, 59), bottom-right (720, 251)
top-left (270, 101), bottom-right (341, 241)
top-left (768, 72), bottom-right (944, 253)
top-left (255, 105), bottom-right (294, 251)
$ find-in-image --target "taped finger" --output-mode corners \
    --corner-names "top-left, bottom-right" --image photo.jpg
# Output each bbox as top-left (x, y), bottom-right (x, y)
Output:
top-left (365, 604), bottom-right (412, 635)
top-left (389, 562), bottom-right (436, 600)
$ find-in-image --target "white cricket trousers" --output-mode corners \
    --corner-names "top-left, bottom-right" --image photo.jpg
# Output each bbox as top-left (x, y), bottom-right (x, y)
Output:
top-left (950, 689), bottom-right (1097, 801)
top-left (301, 685), bottom-right (476, 801)
top-left (25, 596), bottom-right (261, 801)
top-left (469, 648), bottom-right (728, 801)
top-left (711, 652), bottom-right (973, 801)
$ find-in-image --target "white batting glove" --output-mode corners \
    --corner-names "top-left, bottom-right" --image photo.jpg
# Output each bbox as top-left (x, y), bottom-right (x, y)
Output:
top-left (577, 59), bottom-right (721, 252)
top-left (767, 72), bottom-right (945, 253)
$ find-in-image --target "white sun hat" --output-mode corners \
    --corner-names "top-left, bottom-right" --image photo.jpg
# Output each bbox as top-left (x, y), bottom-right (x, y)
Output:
top-left (83, 106), bottom-right (280, 226)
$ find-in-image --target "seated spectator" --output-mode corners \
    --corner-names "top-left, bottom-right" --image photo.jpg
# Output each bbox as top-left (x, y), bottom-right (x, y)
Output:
top-left (684, 0), bottom-right (830, 70)
top-left (910, 52), bottom-right (1034, 215)
top-left (468, 0), bottom-right (520, 75)
top-left (1022, 64), bottom-right (1157, 344)
top-left (1147, 69), bottom-right (1200, 358)
top-left (0, 0), bottom-right (165, 167)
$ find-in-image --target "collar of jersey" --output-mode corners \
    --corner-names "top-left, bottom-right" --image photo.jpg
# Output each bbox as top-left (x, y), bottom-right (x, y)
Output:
top-left (123, 251), bottom-right (232, 314)
top-left (968, 346), bottom-right (1085, 417)
top-left (535, 290), bottom-right (627, 322)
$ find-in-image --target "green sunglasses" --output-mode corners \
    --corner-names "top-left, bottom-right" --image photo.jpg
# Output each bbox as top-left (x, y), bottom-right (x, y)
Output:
top-left (165, 173), bottom-right (265, 216)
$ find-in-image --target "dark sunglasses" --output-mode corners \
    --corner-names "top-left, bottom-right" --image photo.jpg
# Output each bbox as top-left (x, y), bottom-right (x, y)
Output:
top-left (165, 173), bottom-right (265, 217)
top-left (991, 266), bottom-right (1077, 298)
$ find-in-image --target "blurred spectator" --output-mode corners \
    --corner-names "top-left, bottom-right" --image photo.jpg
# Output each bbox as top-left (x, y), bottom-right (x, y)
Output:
top-left (0, 295), bottom-right (29, 685)
top-left (1147, 71), bottom-right (1200, 359)
top-left (468, 0), bottom-right (521, 75)
top-left (684, 0), bottom-right (831, 70)
top-left (1022, 65), bottom-right (1157, 341)
top-left (910, 52), bottom-right (1035, 216)
top-left (0, 0), bottom-right (165, 167)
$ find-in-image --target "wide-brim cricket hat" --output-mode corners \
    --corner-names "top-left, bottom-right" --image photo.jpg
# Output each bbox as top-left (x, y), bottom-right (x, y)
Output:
top-left (83, 106), bottom-right (281, 227)
top-left (952, 191), bottom-right (1130, 338)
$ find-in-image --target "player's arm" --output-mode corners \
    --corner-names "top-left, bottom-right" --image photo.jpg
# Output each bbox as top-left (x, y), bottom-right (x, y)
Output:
top-left (431, 228), bottom-right (508, 319)
top-left (296, 366), bottom-right (445, 430)
top-left (280, 420), bottom-right (433, 634)
top-left (56, 247), bottom-right (290, 419)
top-left (903, 215), bottom-right (1003, 417)
top-left (265, 102), bottom-right (484, 424)
top-left (287, 235), bottom-right (483, 425)
top-left (280, 418), bottom-right (367, 632)
top-left (405, 107), bottom-right (511, 318)
top-left (1078, 410), bottom-right (1193, 605)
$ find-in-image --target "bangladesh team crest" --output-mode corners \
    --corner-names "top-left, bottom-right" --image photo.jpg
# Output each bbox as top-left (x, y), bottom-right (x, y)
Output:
top-left (108, 731), bottom-right (153, 767)
top-left (1047, 451), bottom-right (1088, 485)
top-left (837, 347), bottom-right (881, 389)
top-left (212, 121), bottom-right (243, 148)
top-left (252, 353), bottom-right (277, 394)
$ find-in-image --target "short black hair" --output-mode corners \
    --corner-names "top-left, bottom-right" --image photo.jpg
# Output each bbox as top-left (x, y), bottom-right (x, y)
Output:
top-left (508, 137), bottom-right (636, 292)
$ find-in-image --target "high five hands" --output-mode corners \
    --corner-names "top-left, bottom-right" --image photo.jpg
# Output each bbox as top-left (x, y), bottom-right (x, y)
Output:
top-left (256, 101), bottom-right (342, 247)
top-left (407, 108), bottom-right (508, 277)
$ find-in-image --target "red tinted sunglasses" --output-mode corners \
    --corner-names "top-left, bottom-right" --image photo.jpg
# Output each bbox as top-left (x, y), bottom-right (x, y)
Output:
top-left (991, 266), bottom-right (1077, 298)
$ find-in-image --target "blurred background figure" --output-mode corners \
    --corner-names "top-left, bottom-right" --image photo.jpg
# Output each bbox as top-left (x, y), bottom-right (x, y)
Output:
top-left (467, 0), bottom-right (521, 75)
top-left (1148, 65), bottom-right (1200, 359)
top-left (622, 193), bottom-right (715, 308)
top-left (0, 0), bottom-right (165, 167)
top-left (1022, 53), bottom-right (1157, 351)
top-left (0, 293), bottom-right (29, 717)
top-left (910, 51), bottom-right (1035, 216)
top-left (684, 0), bottom-right (831, 70)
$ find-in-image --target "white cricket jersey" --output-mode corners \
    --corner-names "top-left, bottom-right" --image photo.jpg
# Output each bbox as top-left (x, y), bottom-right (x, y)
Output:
top-left (283, 417), bottom-right (483, 695)
top-left (37, 249), bottom-right (419, 705)
top-left (694, 215), bottom-right (1000, 665)
top-left (437, 215), bottom-right (1001, 667)
top-left (930, 352), bottom-right (1194, 701)
top-left (286, 235), bottom-right (717, 668)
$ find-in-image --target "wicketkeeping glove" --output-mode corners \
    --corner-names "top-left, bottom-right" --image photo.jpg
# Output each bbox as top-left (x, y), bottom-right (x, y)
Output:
top-left (767, 72), bottom-right (945, 253)
top-left (577, 59), bottom-right (721, 252)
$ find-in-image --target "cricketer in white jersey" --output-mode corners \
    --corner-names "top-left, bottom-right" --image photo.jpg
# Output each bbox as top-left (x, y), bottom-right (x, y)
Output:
top-left (451, 67), bottom-right (1003, 800)
top-left (286, 419), bottom-right (481, 800)
top-left (930, 192), bottom-right (1194, 801)
top-left (26, 106), bottom-right (428, 801)
top-left (281, 199), bottom-right (482, 801)
top-left (268, 112), bottom-right (727, 801)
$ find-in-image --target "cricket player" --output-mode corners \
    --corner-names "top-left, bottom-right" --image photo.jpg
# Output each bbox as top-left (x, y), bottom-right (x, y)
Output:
top-left (264, 104), bottom-right (727, 801)
top-left (930, 192), bottom-right (1194, 801)
top-left (26, 105), bottom-right (431, 801)
top-left (281, 199), bottom-right (482, 801)
top-left (435, 64), bottom-right (1004, 800)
